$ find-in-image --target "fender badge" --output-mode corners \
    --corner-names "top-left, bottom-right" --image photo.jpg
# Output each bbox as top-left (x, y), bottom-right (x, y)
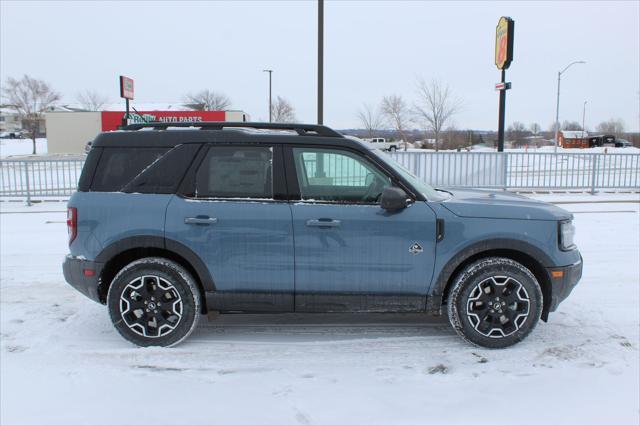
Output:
top-left (409, 243), bottom-right (423, 255)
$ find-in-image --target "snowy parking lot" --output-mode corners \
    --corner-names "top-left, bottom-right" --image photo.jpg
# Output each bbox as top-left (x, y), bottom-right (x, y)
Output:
top-left (1, 194), bottom-right (639, 425)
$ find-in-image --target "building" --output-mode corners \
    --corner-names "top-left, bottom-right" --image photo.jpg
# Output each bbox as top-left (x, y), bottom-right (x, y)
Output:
top-left (0, 108), bottom-right (23, 135)
top-left (558, 130), bottom-right (589, 148)
top-left (45, 105), bottom-right (249, 153)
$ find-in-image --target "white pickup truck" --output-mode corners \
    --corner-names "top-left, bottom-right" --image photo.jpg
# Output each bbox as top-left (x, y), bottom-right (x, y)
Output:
top-left (367, 138), bottom-right (400, 151)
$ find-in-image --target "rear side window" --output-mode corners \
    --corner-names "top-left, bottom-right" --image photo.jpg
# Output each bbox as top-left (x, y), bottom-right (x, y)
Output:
top-left (90, 148), bottom-right (167, 192)
top-left (195, 146), bottom-right (273, 199)
top-left (123, 144), bottom-right (200, 194)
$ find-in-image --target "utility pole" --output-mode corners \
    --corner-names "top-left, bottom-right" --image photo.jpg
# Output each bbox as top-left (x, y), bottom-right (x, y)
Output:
top-left (263, 69), bottom-right (273, 123)
top-left (317, 0), bottom-right (324, 125)
top-left (553, 61), bottom-right (586, 151)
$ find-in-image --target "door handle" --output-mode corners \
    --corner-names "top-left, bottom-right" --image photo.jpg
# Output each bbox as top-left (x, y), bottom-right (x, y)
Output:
top-left (306, 219), bottom-right (341, 228)
top-left (184, 217), bottom-right (218, 225)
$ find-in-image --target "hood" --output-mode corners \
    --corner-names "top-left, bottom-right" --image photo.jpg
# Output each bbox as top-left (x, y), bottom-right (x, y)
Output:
top-left (440, 188), bottom-right (572, 221)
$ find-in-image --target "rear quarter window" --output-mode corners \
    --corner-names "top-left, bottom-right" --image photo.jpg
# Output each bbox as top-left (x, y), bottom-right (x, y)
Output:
top-left (90, 148), bottom-right (168, 192)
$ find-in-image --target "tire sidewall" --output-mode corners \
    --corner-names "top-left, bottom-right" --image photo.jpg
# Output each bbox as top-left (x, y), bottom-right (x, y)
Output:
top-left (448, 258), bottom-right (543, 349)
top-left (107, 258), bottom-right (200, 347)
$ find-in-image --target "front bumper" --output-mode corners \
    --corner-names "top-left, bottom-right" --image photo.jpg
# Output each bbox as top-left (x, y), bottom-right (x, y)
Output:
top-left (544, 254), bottom-right (583, 318)
top-left (62, 255), bottom-right (105, 303)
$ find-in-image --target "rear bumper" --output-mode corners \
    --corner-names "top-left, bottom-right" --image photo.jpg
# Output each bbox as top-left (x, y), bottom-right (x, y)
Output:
top-left (545, 255), bottom-right (583, 316)
top-left (62, 255), bottom-right (105, 303)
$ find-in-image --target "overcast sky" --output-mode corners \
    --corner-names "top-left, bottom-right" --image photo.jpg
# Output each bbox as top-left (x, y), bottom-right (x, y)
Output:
top-left (1, 1), bottom-right (639, 131)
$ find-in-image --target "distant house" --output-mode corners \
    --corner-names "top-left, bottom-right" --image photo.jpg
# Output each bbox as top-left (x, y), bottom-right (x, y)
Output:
top-left (558, 130), bottom-right (589, 148)
top-left (0, 106), bottom-right (50, 137)
top-left (0, 108), bottom-right (23, 135)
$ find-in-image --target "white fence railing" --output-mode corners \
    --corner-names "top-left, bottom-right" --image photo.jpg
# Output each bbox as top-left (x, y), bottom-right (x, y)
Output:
top-left (389, 151), bottom-right (640, 192)
top-left (1, 152), bottom-right (638, 204)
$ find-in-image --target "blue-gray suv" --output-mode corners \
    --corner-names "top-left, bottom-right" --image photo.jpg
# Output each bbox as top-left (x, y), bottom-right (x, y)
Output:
top-left (63, 122), bottom-right (583, 348)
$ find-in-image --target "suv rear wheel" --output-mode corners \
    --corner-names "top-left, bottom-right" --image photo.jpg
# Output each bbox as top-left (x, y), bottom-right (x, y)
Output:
top-left (447, 257), bottom-right (543, 348)
top-left (107, 257), bottom-right (201, 347)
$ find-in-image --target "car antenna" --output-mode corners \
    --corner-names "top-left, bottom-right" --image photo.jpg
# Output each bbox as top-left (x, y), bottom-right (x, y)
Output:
top-left (130, 106), bottom-right (150, 123)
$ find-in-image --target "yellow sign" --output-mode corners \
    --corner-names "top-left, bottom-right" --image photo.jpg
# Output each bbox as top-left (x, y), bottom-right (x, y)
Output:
top-left (495, 17), bottom-right (514, 70)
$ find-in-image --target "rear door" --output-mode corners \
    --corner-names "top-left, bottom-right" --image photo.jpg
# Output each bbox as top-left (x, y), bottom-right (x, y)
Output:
top-left (165, 144), bottom-right (294, 311)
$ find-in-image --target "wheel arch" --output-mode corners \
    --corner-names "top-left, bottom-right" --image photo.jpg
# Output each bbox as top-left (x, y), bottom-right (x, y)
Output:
top-left (95, 236), bottom-right (214, 313)
top-left (429, 239), bottom-right (552, 321)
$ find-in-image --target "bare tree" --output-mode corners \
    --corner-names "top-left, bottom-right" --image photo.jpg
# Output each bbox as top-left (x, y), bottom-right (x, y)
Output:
top-left (270, 96), bottom-right (296, 123)
top-left (183, 90), bottom-right (231, 111)
top-left (76, 90), bottom-right (108, 111)
top-left (561, 120), bottom-right (583, 131)
top-left (381, 95), bottom-right (411, 151)
top-left (508, 121), bottom-right (530, 147)
top-left (596, 119), bottom-right (625, 135)
top-left (356, 103), bottom-right (384, 138)
top-left (413, 79), bottom-right (462, 152)
top-left (530, 122), bottom-right (541, 135)
top-left (2, 75), bottom-right (61, 154)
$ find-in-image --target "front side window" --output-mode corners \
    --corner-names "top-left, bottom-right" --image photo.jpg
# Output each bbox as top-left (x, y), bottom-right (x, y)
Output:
top-left (195, 146), bottom-right (273, 199)
top-left (292, 147), bottom-right (390, 203)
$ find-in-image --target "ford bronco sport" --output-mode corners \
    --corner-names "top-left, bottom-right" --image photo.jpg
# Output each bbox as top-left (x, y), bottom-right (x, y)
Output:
top-left (63, 122), bottom-right (583, 348)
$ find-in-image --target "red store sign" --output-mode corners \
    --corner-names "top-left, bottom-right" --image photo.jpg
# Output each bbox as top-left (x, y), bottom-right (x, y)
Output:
top-left (101, 111), bottom-right (226, 131)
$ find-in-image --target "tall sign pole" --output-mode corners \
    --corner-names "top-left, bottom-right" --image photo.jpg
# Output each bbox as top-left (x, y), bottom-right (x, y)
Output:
top-left (494, 17), bottom-right (514, 152)
top-left (317, 0), bottom-right (324, 125)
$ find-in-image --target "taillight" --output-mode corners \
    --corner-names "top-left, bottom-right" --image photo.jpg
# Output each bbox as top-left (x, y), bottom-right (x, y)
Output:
top-left (67, 207), bottom-right (77, 244)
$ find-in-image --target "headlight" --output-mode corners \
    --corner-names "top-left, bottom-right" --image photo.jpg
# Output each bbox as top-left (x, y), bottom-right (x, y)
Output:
top-left (559, 220), bottom-right (576, 250)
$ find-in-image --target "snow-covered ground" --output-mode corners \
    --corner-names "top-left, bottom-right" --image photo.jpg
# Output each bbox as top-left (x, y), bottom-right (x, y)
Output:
top-left (1, 195), bottom-right (639, 425)
top-left (0, 138), bottom-right (48, 158)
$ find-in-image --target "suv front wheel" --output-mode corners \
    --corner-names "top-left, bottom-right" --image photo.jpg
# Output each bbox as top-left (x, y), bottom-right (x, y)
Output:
top-left (107, 257), bottom-right (201, 347)
top-left (447, 257), bottom-right (543, 348)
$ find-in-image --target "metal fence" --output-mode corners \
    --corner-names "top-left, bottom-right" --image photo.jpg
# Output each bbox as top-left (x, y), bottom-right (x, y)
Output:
top-left (0, 159), bottom-right (84, 204)
top-left (389, 151), bottom-right (640, 192)
top-left (1, 152), bottom-right (638, 203)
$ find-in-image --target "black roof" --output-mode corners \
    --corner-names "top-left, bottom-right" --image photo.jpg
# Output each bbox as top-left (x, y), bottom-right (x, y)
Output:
top-left (92, 122), bottom-right (365, 149)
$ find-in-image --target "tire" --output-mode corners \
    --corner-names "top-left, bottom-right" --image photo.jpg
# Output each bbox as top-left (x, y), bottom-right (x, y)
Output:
top-left (107, 257), bottom-right (201, 347)
top-left (447, 257), bottom-right (543, 349)
top-left (389, 146), bottom-right (397, 152)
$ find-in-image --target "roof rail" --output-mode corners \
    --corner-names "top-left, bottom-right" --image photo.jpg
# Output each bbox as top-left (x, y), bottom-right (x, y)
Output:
top-left (121, 122), bottom-right (343, 138)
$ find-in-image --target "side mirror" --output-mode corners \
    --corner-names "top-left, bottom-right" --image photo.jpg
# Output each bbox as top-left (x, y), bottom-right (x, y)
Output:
top-left (380, 186), bottom-right (411, 211)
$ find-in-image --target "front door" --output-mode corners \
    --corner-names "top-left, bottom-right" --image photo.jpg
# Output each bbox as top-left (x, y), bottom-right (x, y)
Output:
top-left (165, 144), bottom-right (294, 311)
top-left (286, 146), bottom-right (437, 312)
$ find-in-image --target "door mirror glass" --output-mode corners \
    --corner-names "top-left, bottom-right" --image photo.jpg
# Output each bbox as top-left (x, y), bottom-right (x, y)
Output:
top-left (380, 186), bottom-right (410, 211)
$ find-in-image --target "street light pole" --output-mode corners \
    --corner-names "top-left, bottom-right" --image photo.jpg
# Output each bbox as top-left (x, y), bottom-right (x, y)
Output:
top-left (263, 69), bottom-right (273, 123)
top-left (582, 100), bottom-right (587, 135)
top-left (317, 0), bottom-right (324, 125)
top-left (553, 60), bottom-right (586, 151)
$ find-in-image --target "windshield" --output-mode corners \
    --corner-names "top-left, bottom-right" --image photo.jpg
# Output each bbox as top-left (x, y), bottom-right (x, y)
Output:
top-left (367, 148), bottom-right (448, 201)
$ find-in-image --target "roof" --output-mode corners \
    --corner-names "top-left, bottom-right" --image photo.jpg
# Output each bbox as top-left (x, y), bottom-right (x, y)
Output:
top-left (91, 122), bottom-right (360, 149)
top-left (560, 130), bottom-right (588, 139)
top-left (0, 107), bottom-right (19, 115)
